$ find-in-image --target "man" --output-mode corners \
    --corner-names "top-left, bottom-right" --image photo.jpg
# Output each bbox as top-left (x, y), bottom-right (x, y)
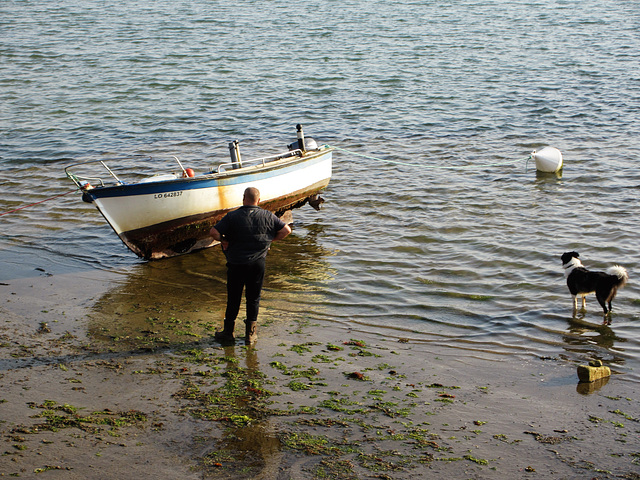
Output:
top-left (210, 187), bottom-right (291, 345)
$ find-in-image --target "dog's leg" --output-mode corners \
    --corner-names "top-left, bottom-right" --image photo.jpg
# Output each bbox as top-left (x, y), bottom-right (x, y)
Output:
top-left (596, 292), bottom-right (609, 315)
top-left (606, 287), bottom-right (618, 314)
top-left (572, 295), bottom-right (578, 314)
top-left (581, 295), bottom-right (587, 309)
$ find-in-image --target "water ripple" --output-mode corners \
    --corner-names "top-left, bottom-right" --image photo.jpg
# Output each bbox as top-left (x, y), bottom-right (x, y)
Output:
top-left (1, 0), bottom-right (639, 381)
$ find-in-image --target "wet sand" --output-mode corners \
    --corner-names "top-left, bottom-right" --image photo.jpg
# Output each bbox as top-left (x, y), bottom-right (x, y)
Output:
top-left (1, 270), bottom-right (639, 479)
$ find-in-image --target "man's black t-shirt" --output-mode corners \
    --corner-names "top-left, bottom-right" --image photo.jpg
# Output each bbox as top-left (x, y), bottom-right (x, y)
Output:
top-left (214, 206), bottom-right (286, 264)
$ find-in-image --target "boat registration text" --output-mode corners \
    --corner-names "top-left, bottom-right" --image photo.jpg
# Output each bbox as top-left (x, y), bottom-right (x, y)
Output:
top-left (154, 191), bottom-right (183, 199)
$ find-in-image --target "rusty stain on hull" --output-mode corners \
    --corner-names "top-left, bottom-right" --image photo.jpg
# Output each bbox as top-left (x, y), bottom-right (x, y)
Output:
top-left (119, 180), bottom-right (329, 260)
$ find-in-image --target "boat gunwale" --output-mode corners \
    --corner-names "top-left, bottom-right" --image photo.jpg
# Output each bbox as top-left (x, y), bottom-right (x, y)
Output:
top-left (65, 146), bottom-right (334, 195)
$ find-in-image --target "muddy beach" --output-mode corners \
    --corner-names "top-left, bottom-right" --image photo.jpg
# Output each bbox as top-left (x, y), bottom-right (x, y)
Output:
top-left (1, 268), bottom-right (639, 480)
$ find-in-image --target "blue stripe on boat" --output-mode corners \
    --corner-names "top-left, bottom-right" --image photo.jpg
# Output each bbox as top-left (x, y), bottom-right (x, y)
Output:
top-left (88, 152), bottom-right (331, 199)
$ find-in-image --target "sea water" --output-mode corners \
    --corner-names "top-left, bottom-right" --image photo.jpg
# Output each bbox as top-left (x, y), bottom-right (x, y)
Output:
top-left (1, 0), bottom-right (639, 380)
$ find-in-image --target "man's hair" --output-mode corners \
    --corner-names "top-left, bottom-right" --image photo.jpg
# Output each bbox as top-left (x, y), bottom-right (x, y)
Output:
top-left (244, 187), bottom-right (260, 204)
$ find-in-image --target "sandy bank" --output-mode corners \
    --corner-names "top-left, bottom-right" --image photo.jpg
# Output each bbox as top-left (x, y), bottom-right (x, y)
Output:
top-left (1, 271), bottom-right (639, 479)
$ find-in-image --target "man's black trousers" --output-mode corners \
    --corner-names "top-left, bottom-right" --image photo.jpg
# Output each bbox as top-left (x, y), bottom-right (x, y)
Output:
top-left (225, 257), bottom-right (266, 324)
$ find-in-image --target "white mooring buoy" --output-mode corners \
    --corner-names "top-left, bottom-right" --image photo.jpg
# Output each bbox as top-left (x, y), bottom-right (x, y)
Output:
top-left (531, 146), bottom-right (563, 173)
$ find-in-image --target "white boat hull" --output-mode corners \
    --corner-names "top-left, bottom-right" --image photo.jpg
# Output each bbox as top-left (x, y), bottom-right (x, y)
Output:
top-left (74, 147), bottom-right (332, 259)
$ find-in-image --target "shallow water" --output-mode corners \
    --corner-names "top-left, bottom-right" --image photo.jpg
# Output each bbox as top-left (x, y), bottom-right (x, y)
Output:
top-left (1, 0), bottom-right (639, 380)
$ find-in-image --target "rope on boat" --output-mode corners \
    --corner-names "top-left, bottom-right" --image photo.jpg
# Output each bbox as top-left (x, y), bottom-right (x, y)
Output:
top-left (0, 189), bottom-right (78, 217)
top-left (327, 145), bottom-right (531, 170)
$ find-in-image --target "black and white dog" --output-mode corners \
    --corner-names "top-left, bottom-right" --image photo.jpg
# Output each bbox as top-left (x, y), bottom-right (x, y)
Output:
top-left (561, 251), bottom-right (628, 315)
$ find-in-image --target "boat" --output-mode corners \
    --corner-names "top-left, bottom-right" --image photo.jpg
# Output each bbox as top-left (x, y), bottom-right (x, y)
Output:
top-left (65, 125), bottom-right (333, 260)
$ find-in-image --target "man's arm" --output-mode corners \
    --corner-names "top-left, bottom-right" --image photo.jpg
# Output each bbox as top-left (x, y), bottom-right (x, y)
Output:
top-left (210, 227), bottom-right (221, 241)
top-left (273, 224), bottom-right (291, 242)
top-left (210, 227), bottom-right (229, 250)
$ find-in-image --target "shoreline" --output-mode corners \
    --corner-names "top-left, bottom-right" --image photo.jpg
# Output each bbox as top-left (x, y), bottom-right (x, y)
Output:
top-left (1, 271), bottom-right (639, 479)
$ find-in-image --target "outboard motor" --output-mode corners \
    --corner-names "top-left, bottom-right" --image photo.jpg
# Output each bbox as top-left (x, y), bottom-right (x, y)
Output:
top-left (288, 124), bottom-right (318, 152)
top-left (304, 137), bottom-right (318, 150)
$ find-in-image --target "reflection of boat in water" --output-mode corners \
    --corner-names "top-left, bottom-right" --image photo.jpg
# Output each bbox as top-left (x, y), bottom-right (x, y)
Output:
top-left (88, 228), bottom-right (332, 351)
top-left (65, 125), bottom-right (333, 260)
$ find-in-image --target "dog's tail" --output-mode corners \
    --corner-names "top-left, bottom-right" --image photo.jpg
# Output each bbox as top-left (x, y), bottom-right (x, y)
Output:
top-left (607, 265), bottom-right (629, 287)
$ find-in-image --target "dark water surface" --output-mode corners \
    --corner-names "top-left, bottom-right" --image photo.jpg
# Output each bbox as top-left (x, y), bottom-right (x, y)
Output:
top-left (1, 0), bottom-right (639, 380)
